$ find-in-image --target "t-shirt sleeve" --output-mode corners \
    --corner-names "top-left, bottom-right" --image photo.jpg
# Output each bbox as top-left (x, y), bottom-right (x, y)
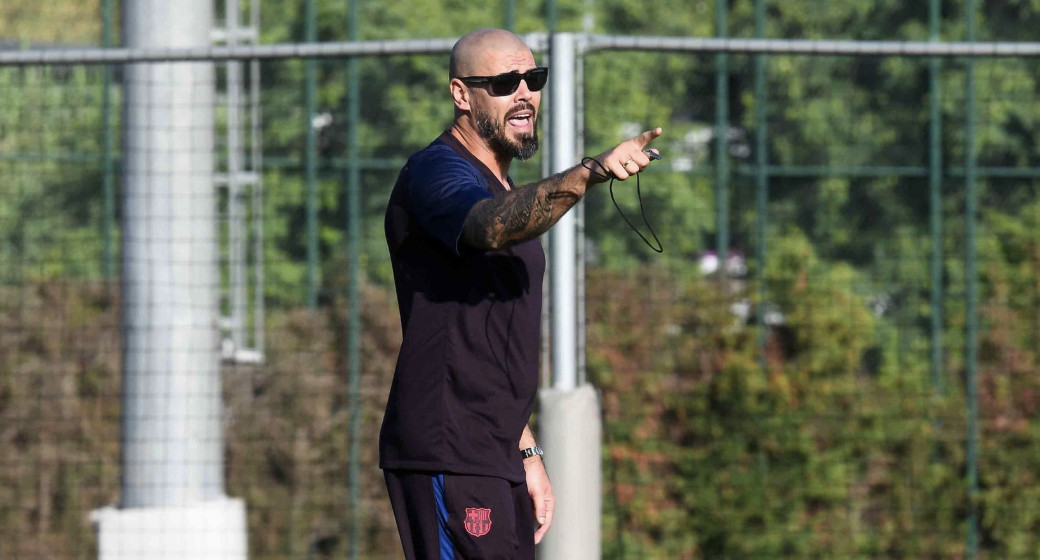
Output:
top-left (407, 151), bottom-right (493, 255)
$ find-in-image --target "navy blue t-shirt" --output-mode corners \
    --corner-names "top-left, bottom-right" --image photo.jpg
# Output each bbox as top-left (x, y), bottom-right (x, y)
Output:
top-left (381, 132), bottom-right (545, 483)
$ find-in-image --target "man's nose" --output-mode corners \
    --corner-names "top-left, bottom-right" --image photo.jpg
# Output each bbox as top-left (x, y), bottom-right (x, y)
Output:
top-left (514, 79), bottom-right (534, 101)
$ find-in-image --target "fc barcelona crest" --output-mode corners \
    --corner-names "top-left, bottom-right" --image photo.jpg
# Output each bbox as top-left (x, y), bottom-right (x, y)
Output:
top-left (464, 507), bottom-right (493, 537)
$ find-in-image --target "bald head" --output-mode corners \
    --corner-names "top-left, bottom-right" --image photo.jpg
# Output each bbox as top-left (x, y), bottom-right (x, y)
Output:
top-left (450, 28), bottom-right (533, 79)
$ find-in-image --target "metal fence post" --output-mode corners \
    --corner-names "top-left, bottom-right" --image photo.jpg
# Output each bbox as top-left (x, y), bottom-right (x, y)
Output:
top-left (715, 0), bottom-right (730, 271)
top-left (928, 0), bottom-right (944, 401)
top-left (964, 0), bottom-right (980, 555)
top-left (101, 0), bottom-right (116, 280)
top-left (345, 3), bottom-right (362, 560)
top-left (305, 0), bottom-right (319, 308)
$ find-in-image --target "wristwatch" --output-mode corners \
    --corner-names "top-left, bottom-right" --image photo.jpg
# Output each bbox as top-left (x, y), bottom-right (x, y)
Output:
top-left (520, 446), bottom-right (544, 460)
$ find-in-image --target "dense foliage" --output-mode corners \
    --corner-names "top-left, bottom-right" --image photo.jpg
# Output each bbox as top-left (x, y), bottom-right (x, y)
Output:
top-left (4, 0), bottom-right (1040, 558)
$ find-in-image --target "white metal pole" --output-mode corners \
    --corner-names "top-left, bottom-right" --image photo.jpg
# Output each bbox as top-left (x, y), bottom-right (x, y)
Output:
top-left (121, 0), bottom-right (222, 509)
top-left (227, 0), bottom-right (248, 353)
top-left (97, 2), bottom-right (247, 558)
top-left (539, 32), bottom-right (602, 560)
top-left (550, 32), bottom-right (577, 392)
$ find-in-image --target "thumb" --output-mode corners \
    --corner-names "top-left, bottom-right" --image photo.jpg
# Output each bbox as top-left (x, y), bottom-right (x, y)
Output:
top-left (534, 496), bottom-right (547, 524)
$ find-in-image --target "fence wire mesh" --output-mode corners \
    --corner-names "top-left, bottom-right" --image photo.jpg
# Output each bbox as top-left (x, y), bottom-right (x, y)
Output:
top-left (5, 4), bottom-right (1040, 560)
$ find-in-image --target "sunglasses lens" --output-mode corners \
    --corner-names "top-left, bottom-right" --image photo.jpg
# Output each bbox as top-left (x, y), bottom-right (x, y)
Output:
top-left (489, 74), bottom-right (523, 96)
top-left (526, 69), bottom-right (548, 92)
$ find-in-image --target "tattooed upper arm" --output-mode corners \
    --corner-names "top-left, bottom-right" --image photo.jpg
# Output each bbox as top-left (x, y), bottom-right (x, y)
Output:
top-left (460, 174), bottom-right (582, 251)
top-left (461, 197), bottom-right (503, 250)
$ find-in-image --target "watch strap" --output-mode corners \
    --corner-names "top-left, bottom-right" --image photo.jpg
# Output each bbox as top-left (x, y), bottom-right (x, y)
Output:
top-left (520, 446), bottom-right (544, 459)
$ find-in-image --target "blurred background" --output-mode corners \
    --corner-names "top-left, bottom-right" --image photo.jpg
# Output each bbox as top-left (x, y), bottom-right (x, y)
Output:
top-left (4, 0), bottom-right (1040, 558)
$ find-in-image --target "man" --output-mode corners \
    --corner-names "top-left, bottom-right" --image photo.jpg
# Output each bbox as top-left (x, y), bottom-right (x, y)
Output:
top-left (382, 28), bottom-right (661, 559)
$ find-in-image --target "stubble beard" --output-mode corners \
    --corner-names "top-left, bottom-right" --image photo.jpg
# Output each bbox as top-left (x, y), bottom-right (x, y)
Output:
top-left (475, 105), bottom-right (539, 161)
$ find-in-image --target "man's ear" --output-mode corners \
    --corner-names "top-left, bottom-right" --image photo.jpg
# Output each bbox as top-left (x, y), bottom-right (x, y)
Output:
top-left (450, 78), bottom-right (471, 112)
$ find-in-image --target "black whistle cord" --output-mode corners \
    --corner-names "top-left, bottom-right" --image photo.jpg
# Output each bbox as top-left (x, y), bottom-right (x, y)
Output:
top-left (581, 157), bottom-right (664, 253)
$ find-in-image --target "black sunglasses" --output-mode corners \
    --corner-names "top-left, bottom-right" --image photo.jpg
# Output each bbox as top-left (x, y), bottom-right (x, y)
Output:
top-left (458, 67), bottom-right (549, 97)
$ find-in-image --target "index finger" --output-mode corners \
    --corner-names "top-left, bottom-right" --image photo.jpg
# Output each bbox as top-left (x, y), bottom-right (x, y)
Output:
top-left (635, 127), bottom-right (663, 148)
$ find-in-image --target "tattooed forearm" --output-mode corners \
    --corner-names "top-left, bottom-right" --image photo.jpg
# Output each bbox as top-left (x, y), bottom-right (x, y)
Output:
top-left (461, 171), bottom-right (584, 251)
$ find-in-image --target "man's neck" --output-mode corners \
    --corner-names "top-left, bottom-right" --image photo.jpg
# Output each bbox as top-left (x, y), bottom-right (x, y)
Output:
top-left (448, 123), bottom-right (512, 189)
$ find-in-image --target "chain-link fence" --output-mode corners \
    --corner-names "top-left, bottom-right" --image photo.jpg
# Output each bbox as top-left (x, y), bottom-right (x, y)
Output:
top-left (5, 2), bottom-right (1040, 559)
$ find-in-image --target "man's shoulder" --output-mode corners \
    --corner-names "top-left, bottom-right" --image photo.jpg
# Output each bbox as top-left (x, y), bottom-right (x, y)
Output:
top-left (405, 137), bottom-right (484, 187)
top-left (409, 136), bottom-right (467, 168)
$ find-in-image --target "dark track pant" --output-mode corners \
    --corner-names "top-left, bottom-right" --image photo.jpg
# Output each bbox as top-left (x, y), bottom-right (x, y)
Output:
top-left (384, 470), bottom-right (535, 560)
